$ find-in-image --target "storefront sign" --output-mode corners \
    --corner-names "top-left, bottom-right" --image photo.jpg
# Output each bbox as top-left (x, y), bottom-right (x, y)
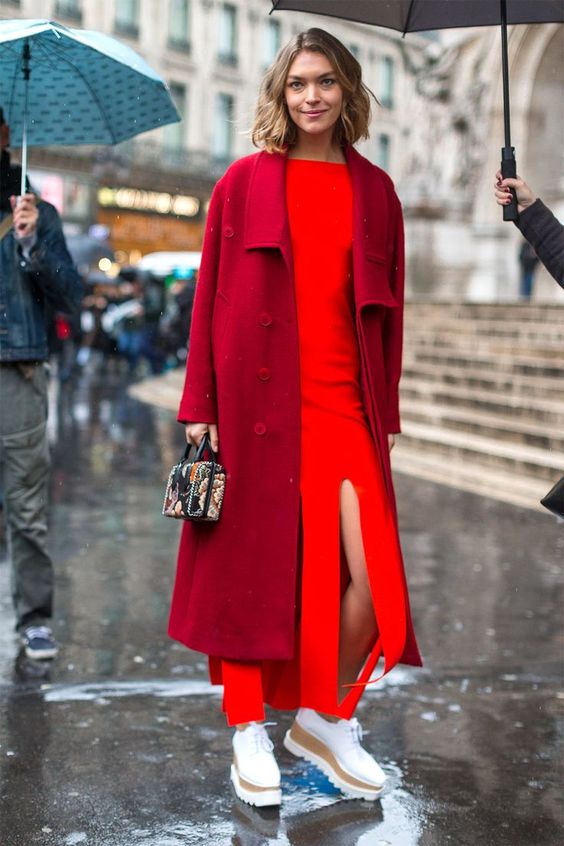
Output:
top-left (98, 186), bottom-right (200, 218)
top-left (97, 208), bottom-right (204, 257)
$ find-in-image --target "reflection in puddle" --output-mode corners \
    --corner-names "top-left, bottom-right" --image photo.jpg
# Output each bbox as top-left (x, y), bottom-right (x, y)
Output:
top-left (228, 760), bottom-right (422, 846)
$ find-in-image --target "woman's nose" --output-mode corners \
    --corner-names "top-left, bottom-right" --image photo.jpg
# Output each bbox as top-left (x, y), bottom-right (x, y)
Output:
top-left (305, 86), bottom-right (320, 103)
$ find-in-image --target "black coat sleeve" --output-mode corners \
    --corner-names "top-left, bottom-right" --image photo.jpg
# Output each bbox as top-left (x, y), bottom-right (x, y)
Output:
top-left (514, 199), bottom-right (564, 288)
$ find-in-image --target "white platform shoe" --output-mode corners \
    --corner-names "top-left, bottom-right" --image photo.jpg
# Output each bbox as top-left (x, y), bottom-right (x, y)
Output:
top-left (231, 723), bottom-right (282, 807)
top-left (284, 708), bottom-right (386, 801)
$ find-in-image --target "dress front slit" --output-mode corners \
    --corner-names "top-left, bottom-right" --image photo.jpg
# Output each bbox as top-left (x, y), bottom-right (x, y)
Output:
top-left (208, 159), bottom-right (404, 725)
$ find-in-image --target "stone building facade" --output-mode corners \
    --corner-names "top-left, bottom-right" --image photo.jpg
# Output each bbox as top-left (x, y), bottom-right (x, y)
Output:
top-left (0, 0), bottom-right (561, 299)
top-left (0, 0), bottom-right (431, 263)
top-left (401, 23), bottom-right (563, 302)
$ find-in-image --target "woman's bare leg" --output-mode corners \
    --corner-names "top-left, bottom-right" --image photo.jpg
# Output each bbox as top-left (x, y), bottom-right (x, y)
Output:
top-left (337, 480), bottom-right (379, 698)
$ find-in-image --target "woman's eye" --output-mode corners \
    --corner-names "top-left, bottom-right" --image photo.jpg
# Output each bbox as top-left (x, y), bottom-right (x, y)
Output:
top-left (290, 81), bottom-right (303, 89)
top-left (321, 78), bottom-right (335, 86)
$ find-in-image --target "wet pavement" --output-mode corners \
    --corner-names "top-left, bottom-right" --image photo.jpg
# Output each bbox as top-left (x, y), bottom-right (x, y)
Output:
top-left (0, 367), bottom-right (562, 846)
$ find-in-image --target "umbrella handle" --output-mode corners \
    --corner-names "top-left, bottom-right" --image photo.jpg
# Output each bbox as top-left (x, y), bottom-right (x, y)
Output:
top-left (20, 39), bottom-right (31, 198)
top-left (501, 146), bottom-right (518, 223)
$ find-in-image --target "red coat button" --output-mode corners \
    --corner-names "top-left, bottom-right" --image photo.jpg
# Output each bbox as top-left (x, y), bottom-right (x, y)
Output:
top-left (224, 225), bottom-right (234, 238)
top-left (259, 312), bottom-right (273, 327)
top-left (258, 367), bottom-right (271, 381)
top-left (254, 422), bottom-right (266, 435)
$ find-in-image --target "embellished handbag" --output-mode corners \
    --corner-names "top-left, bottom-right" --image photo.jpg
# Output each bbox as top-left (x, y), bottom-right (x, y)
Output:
top-left (162, 434), bottom-right (226, 522)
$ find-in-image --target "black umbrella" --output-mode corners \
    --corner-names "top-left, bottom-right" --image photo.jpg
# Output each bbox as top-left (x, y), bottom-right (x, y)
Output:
top-left (271, 0), bottom-right (564, 222)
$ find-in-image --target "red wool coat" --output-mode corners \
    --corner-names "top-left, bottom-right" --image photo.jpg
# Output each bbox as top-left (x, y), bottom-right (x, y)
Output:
top-left (169, 145), bottom-right (423, 672)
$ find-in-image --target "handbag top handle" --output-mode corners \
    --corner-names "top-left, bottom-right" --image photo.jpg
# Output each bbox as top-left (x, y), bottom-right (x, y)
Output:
top-left (182, 432), bottom-right (217, 463)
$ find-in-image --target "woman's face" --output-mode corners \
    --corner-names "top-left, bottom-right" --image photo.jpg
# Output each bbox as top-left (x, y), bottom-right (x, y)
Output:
top-left (284, 50), bottom-right (343, 140)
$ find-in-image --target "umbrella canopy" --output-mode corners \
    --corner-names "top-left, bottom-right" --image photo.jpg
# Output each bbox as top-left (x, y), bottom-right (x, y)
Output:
top-left (0, 19), bottom-right (180, 147)
top-left (271, 1), bottom-right (564, 31)
top-left (271, 1), bottom-right (564, 222)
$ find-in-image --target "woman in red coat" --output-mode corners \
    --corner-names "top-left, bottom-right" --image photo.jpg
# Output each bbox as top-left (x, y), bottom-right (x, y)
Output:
top-left (169, 27), bottom-right (422, 807)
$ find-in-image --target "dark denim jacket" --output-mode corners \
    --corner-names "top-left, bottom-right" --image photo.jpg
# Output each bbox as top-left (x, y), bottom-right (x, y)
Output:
top-left (0, 201), bottom-right (82, 361)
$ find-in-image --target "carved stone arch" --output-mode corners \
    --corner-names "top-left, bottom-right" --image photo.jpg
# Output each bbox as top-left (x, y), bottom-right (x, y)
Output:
top-left (519, 24), bottom-right (564, 206)
top-left (473, 23), bottom-right (563, 226)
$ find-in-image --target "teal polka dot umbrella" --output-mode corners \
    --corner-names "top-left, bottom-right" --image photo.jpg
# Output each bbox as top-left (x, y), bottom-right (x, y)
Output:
top-left (0, 19), bottom-right (181, 193)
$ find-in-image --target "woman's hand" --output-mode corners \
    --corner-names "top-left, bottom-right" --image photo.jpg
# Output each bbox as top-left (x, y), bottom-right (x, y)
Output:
top-left (494, 171), bottom-right (536, 214)
top-left (388, 434), bottom-right (395, 452)
top-left (185, 422), bottom-right (219, 452)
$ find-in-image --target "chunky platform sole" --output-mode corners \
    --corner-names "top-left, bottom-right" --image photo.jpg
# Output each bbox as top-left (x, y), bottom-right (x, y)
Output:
top-left (283, 722), bottom-right (384, 801)
top-left (230, 763), bottom-right (281, 807)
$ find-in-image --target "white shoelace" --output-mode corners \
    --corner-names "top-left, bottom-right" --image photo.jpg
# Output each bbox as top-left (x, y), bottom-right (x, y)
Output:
top-left (345, 717), bottom-right (364, 746)
top-left (24, 626), bottom-right (52, 641)
top-left (247, 722), bottom-right (275, 755)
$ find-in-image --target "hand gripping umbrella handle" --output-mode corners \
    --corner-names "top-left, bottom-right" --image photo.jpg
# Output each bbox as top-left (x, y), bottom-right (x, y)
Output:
top-left (501, 146), bottom-right (518, 223)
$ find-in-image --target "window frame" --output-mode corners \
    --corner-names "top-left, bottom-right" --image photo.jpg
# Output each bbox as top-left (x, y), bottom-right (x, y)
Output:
top-left (213, 91), bottom-right (235, 161)
top-left (217, 3), bottom-right (238, 68)
top-left (114, 0), bottom-right (140, 40)
top-left (168, 0), bottom-right (192, 53)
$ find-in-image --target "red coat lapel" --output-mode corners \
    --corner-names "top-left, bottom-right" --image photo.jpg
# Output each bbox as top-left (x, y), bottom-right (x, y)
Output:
top-left (244, 151), bottom-right (292, 268)
top-left (244, 146), bottom-right (394, 307)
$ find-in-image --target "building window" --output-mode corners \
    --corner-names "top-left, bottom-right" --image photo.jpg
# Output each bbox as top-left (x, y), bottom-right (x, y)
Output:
top-left (55, 0), bottom-right (82, 21)
top-left (376, 134), bottom-right (391, 171)
top-left (218, 3), bottom-right (237, 67)
top-left (213, 93), bottom-right (234, 161)
top-left (349, 43), bottom-right (360, 60)
top-left (164, 83), bottom-right (187, 151)
top-left (263, 18), bottom-right (281, 66)
top-left (169, 0), bottom-right (191, 52)
top-left (115, 0), bottom-right (140, 39)
top-left (379, 56), bottom-right (395, 109)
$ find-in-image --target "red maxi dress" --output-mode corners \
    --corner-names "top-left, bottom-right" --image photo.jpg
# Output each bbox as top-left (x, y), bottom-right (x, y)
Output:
top-left (209, 159), bottom-right (403, 725)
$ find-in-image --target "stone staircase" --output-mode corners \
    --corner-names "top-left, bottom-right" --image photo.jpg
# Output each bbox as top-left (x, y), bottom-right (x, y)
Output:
top-left (393, 302), bottom-right (564, 511)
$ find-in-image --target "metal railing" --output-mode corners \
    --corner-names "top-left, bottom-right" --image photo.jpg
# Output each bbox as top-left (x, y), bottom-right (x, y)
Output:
top-left (107, 139), bottom-right (233, 181)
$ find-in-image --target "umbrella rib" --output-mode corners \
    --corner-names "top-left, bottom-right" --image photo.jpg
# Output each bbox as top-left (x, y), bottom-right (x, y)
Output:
top-left (25, 36), bottom-right (120, 144)
top-left (4, 42), bottom-right (23, 129)
top-left (403, 0), bottom-right (416, 37)
top-left (17, 35), bottom-right (121, 146)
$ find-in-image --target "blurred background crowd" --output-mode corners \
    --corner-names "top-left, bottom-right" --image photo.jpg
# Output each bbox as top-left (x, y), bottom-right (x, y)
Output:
top-left (48, 249), bottom-right (198, 382)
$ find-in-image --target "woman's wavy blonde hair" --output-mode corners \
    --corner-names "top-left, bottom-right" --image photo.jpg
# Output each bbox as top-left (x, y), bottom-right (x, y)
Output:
top-left (252, 28), bottom-right (375, 153)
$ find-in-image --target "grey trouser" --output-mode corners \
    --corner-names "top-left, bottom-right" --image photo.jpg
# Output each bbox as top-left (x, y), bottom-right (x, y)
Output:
top-left (0, 362), bottom-right (53, 631)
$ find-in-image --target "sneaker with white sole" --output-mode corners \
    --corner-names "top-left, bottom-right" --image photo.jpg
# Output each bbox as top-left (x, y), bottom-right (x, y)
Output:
top-left (231, 722), bottom-right (281, 807)
top-left (284, 708), bottom-right (386, 801)
top-left (21, 626), bottom-right (59, 660)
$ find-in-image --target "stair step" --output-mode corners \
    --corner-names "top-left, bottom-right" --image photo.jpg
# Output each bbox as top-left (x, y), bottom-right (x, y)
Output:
top-left (392, 448), bottom-right (555, 513)
top-left (404, 321), bottom-right (564, 341)
top-left (129, 375), bottom-right (180, 413)
top-left (405, 303), bottom-right (564, 323)
top-left (400, 379), bottom-right (564, 426)
top-left (397, 303), bottom-right (564, 503)
top-left (400, 400), bottom-right (564, 452)
top-left (401, 363), bottom-right (564, 401)
top-left (399, 420), bottom-right (564, 481)
top-left (406, 350), bottom-right (564, 379)
top-left (405, 336), bottom-right (564, 360)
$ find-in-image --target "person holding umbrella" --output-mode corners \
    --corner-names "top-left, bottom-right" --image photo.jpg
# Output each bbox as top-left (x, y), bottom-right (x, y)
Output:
top-left (0, 106), bottom-right (82, 659)
top-left (0, 16), bottom-right (179, 655)
top-left (168, 28), bottom-right (422, 806)
top-left (494, 171), bottom-right (564, 287)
